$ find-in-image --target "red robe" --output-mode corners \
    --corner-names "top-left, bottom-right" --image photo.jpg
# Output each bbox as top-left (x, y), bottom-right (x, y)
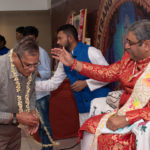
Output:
top-left (78, 52), bottom-right (150, 150)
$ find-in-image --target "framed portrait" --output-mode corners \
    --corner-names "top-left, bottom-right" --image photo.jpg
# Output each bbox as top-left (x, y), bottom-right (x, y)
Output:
top-left (67, 9), bottom-right (87, 43)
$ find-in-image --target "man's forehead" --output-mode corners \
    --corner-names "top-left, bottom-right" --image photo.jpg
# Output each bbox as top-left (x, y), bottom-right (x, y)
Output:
top-left (58, 30), bottom-right (67, 35)
top-left (57, 33), bottom-right (67, 40)
top-left (127, 32), bottom-right (137, 41)
top-left (22, 51), bottom-right (39, 58)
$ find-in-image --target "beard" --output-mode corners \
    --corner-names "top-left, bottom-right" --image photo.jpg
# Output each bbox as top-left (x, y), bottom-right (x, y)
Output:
top-left (64, 39), bottom-right (71, 50)
top-left (127, 49), bottom-right (134, 60)
top-left (58, 38), bottom-right (71, 50)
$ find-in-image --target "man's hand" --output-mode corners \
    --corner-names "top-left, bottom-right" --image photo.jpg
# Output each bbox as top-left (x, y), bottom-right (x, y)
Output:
top-left (51, 47), bottom-right (74, 66)
top-left (17, 111), bottom-right (39, 127)
top-left (106, 115), bottom-right (129, 131)
top-left (27, 121), bottom-right (39, 135)
top-left (71, 80), bottom-right (87, 92)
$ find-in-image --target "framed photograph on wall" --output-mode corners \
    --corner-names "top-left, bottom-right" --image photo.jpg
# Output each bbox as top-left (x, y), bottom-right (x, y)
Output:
top-left (67, 9), bottom-right (87, 43)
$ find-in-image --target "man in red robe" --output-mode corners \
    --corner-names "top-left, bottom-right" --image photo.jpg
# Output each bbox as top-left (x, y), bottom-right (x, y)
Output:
top-left (51, 19), bottom-right (150, 149)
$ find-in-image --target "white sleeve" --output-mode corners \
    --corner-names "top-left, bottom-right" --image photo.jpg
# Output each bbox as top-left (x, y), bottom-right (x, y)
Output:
top-left (35, 62), bottom-right (67, 91)
top-left (86, 46), bottom-right (109, 91)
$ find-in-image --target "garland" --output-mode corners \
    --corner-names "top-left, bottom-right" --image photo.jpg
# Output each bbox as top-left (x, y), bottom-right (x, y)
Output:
top-left (9, 50), bottom-right (59, 148)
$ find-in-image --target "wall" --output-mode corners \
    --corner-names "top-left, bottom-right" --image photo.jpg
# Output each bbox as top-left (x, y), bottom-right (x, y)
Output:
top-left (51, 0), bottom-right (100, 46)
top-left (0, 0), bottom-right (51, 11)
top-left (0, 11), bottom-right (51, 54)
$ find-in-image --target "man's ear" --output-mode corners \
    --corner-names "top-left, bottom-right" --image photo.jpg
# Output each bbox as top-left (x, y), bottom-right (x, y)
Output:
top-left (143, 40), bottom-right (150, 52)
top-left (68, 34), bottom-right (73, 42)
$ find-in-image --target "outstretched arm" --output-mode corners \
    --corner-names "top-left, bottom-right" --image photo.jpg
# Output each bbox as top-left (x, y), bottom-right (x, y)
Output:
top-left (51, 47), bottom-right (121, 83)
top-left (36, 62), bottom-right (66, 92)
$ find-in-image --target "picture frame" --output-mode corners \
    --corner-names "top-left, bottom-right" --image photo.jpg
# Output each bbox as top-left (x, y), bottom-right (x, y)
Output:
top-left (67, 9), bottom-right (87, 43)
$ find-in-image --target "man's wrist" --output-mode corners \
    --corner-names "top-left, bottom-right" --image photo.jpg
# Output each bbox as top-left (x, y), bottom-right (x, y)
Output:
top-left (12, 113), bottom-right (18, 125)
top-left (70, 59), bottom-right (77, 71)
top-left (70, 58), bottom-right (75, 67)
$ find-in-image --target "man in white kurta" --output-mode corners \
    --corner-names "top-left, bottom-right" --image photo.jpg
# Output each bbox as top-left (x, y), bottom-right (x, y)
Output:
top-left (36, 24), bottom-right (111, 126)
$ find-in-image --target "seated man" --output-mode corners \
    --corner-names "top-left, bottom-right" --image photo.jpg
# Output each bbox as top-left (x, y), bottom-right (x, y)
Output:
top-left (51, 19), bottom-right (150, 150)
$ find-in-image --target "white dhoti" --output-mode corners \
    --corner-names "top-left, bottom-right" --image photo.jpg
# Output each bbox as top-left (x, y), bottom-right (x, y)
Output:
top-left (81, 132), bottom-right (96, 150)
top-left (79, 113), bottom-right (89, 126)
top-left (81, 97), bottom-right (114, 150)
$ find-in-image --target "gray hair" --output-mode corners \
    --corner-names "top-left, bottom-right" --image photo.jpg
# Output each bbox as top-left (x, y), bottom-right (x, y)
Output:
top-left (128, 19), bottom-right (150, 41)
top-left (13, 36), bottom-right (39, 57)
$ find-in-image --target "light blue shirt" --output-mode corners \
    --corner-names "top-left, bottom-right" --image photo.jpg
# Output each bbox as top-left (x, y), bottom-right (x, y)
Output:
top-left (36, 46), bottom-right (51, 100)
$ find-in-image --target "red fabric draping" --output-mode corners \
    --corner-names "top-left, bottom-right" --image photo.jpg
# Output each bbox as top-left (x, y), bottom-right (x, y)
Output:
top-left (50, 79), bottom-right (80, 139)
top-left (34, 79), bottom-right (80, 141)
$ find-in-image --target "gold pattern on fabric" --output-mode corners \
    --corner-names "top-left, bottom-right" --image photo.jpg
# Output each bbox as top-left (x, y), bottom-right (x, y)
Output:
top-left (141, 110), bottom-right (150, 120)
top-left (90, 60), bottom-right (150, 150)
top-left (97, 133), bottom-right (135, 150)
top-left (126, 103), bottom-right (150, 123)
top-left (80, 114), bottom-right (103, 134)
top-left (113, 144), bottom-right (124, 150)
top-left (81, 61), bottom-right (121, 82)
top-left (127, 113), bottom-right (140, 124)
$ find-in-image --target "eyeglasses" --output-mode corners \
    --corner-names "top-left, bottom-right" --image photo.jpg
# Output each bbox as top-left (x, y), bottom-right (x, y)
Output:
top-left (126, 39), bottom-right (142, 46)
top-left (17, 53), bottom-right (40, 69)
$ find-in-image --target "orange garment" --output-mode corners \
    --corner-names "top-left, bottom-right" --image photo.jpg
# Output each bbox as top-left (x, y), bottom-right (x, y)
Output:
top-left (79, 52), bottom-right (150, 150)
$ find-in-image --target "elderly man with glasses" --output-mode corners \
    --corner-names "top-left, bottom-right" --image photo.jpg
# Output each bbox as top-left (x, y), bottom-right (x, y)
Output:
top-left (0, 37), bottom-right (39, 150)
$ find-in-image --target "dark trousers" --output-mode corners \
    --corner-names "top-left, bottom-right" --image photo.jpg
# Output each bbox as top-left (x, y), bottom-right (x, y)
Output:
top-left (36, 95), bottom-right (53, 150)
top-left (0, 125), bottom-right (21, 150)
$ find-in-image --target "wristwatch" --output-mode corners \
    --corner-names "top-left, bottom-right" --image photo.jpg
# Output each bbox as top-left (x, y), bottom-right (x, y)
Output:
top-left (12, 113), bottom-right (18, 125)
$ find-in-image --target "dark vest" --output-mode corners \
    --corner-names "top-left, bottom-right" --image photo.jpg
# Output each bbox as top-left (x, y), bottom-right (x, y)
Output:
top-left (64, 42), bottom-right (111, 113)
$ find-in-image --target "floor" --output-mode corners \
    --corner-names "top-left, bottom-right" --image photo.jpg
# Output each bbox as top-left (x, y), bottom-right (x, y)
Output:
top-left (21, 130), bottom-right (81, 150)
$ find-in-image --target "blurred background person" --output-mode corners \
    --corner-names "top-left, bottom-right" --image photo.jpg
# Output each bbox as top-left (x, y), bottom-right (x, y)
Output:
top-left (16, 26), bottom-right (24, 41)
top-left (23, 26), bottom-right (52, 150)
top-left (0, 34), bottom-right (9, 56)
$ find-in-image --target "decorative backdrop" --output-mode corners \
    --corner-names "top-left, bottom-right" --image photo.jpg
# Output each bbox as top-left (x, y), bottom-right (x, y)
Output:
top-left (94, 0), bottom-right (150, 64)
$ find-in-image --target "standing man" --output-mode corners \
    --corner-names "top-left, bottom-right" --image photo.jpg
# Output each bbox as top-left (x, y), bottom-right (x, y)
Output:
top-left (23, 26), bottom-right (52, 150)
top-left (16, 26), bottom-right (24, 41)
top-left (0, 36), bottom-right (39, 150)
top-left (36, 24), bottom-right (111, 126)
